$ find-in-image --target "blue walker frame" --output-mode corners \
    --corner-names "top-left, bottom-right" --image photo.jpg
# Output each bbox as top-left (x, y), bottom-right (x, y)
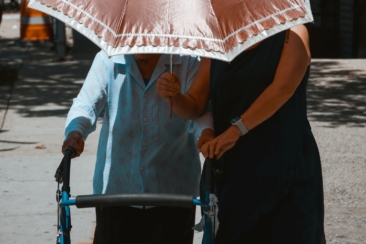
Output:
top-left (55, 147), bottom-right (216, 244)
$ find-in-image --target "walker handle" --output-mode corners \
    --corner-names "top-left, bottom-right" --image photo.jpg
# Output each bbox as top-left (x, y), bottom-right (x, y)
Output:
top-left (75, 193), bottom-right (195, 209)
top-left (55, 147), bottom-right (75, 191)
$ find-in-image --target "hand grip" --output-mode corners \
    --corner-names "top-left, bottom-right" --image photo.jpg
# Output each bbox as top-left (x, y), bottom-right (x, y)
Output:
top-left (55, 147), bottom-right (76, 189)
top-left (76, 193), bottom-right (194, 209)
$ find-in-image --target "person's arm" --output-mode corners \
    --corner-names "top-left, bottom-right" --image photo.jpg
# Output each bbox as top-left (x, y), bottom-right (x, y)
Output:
top-left (156, 57), bottom-right (211, 119)
top-left (201, 25), bottom-right (311, 159)
top-left (179, 57), bottom-right (215, 148)
top-left (158, 56), bottom-right (215, 149)
top-left (62, 51), bottom-right (110, 157)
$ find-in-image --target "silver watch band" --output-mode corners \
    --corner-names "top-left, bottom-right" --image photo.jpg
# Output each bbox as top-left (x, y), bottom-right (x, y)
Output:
top-left (233, 118), bottom-right (249, 136)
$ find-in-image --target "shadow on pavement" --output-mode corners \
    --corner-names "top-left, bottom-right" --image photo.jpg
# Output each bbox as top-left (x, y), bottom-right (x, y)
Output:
top-left (0, 139), bottom-right (37, 144)
top-left (1, 37), bottom-right (365, 127)
top-left (307, 60), bottom-right (366, 128)
top-left (0, 146), bottom-right (19, 152)
top-left (0, 37), bottom-right (99, 118)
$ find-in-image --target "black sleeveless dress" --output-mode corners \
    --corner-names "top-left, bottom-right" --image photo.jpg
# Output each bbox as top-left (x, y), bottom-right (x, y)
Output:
top-left (210, 31), bottom-right (326, 243)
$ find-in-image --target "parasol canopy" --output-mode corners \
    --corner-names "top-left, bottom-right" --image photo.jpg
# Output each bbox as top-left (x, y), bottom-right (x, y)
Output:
top-left (28, 0), bottom-right (313, 62)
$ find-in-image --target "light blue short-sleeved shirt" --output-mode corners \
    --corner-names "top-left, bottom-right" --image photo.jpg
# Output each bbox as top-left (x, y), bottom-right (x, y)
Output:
top-left (65, 51), bottom-right (213, 197)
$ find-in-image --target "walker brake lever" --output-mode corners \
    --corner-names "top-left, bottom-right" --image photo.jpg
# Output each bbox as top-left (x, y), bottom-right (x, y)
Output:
top-left (55, 167), bottom-right (63, 183)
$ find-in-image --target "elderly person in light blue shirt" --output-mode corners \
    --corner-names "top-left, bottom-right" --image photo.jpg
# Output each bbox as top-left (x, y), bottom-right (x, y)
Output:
top-left (62, 51), bottom-right (214, 244)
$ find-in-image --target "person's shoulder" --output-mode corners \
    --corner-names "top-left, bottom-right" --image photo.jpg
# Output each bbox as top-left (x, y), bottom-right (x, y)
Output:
top-left (287, 24), bottom-right (311, 63)
top-left (93, 50), bottom-right (111, 65)
top-left (96, 50), bottom-right (109, 59)
top-left (95, 50), bottom-right (123, 61)
top-left (95, 50), bottom-right (124, 67)
top-left (289, 24), bottom-right (309, 41)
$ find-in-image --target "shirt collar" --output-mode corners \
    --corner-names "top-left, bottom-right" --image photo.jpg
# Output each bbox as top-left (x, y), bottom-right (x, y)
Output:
top-left (110, 54), bottom-right (184, 89)
top-left (110, 55), bottom-right (127, 64)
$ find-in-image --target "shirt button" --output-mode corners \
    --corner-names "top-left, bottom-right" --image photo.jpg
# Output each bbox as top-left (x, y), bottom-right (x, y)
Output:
top-left (140, 167), bottom-right (144, 171)
top-left (143, 118), bottom-right (147, 122)
top-left (144, 94), bottom-right (148, 98)
top-left (143, 142), bottom-right (147, 146)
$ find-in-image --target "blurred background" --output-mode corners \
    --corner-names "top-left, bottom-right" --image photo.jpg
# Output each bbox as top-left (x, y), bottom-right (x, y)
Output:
top-left (308, 0), bottom-right (366, 58)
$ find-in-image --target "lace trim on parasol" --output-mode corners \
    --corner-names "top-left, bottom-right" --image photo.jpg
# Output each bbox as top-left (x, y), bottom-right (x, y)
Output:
top-left (30, 0), bottom-right (313, 61)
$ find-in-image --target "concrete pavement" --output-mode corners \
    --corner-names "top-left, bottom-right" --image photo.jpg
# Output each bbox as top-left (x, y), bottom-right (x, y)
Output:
top-left (0, 13), bottom-right (203, 244)
top-left (1, 13), bottom-right (366, 244)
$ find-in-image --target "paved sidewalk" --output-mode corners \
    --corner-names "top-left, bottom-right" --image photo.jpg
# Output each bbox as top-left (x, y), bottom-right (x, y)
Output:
top-left (1, 13), bottom-right (366, 244)
top-left (0, 13), bottom-right (204, 244)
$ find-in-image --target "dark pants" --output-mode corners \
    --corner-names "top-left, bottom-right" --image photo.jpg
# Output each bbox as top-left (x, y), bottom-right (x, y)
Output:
top-left (93, 206), bottom-right (196, 244)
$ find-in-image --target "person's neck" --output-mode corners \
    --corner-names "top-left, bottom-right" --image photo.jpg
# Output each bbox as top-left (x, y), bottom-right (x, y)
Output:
top-left (134, 54), bottom-right (161, 79)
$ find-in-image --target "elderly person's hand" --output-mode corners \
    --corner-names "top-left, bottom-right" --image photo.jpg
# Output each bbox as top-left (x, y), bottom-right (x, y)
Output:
top-left (197, 128), bottom-right (215, 151)
top-left (200, 126), bottom-right (241, 159)
top-left (156, 72), bottom-right (181, 103)
top-left (62, 131), bottom-right (84, 158)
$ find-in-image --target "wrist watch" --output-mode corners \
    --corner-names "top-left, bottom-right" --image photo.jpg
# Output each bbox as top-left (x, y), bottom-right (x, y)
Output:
top-left (230, 116), bottom-right (249, 136)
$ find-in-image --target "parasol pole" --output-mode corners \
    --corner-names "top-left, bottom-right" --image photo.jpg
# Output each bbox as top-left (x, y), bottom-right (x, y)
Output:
top-left (170, 54), bottom-right (173, 74)
top-left (169, 54), bottom-right (173, 119)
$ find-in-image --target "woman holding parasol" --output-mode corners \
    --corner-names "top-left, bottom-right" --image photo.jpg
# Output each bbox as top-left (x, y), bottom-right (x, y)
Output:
top-left (157, 24), bottom-right (326, 243)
